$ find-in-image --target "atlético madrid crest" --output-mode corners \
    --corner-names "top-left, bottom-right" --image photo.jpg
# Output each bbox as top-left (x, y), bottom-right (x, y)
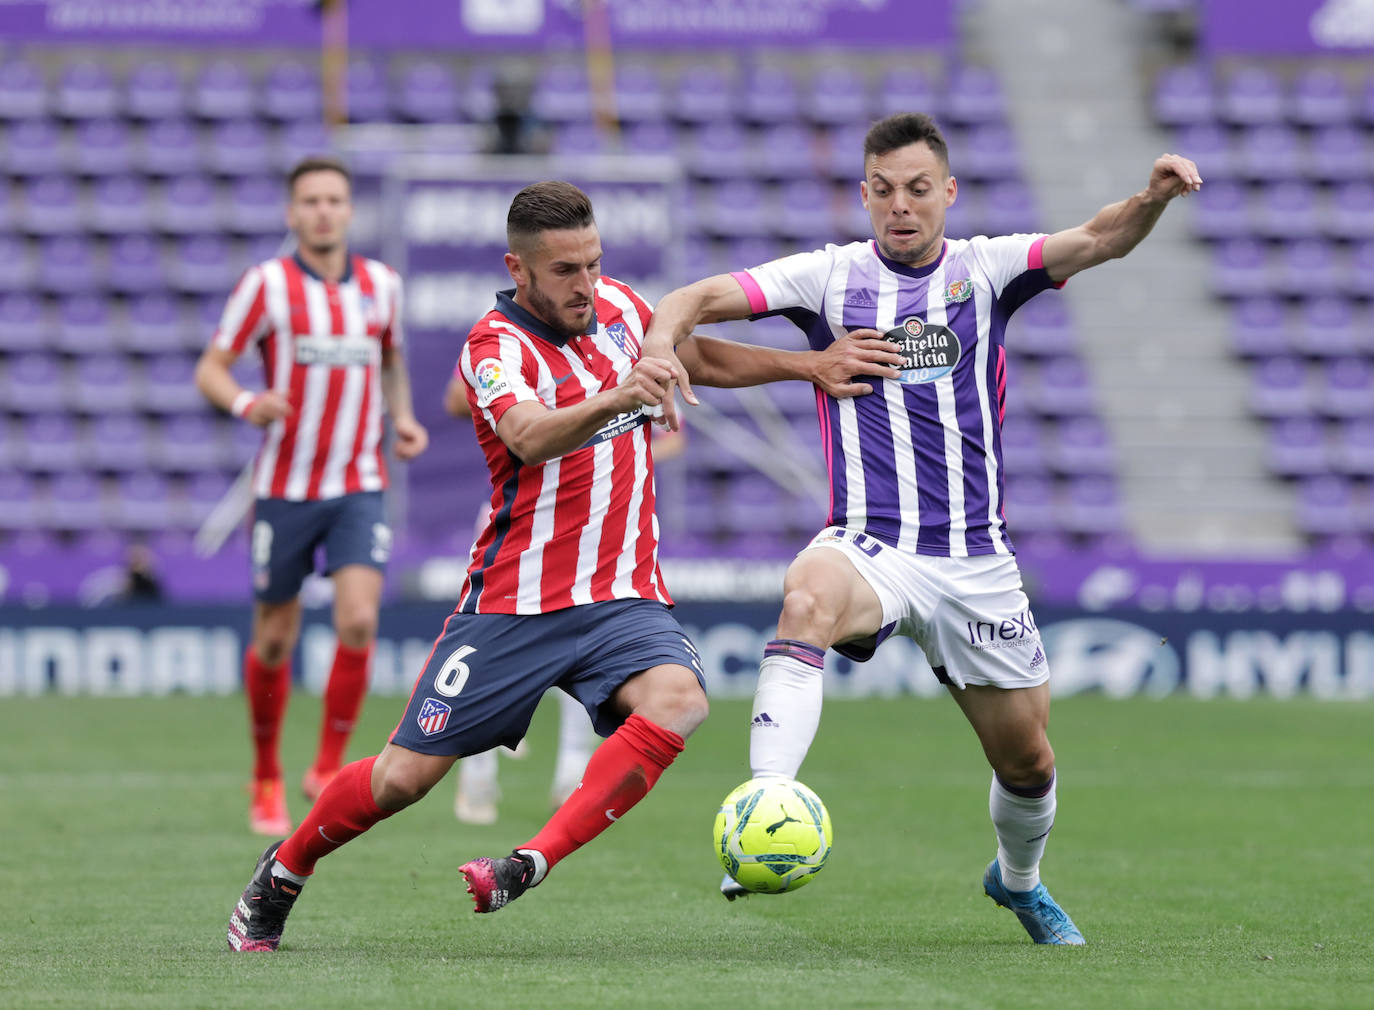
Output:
top-left (605, 321), bottom-right (633, 354)
top-left (416, 698), bottom-right (451, 736)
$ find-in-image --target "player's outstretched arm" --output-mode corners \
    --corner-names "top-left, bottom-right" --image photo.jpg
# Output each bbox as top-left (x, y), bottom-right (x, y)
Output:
top-left (1040, 153), bottom-right (1202, 284)
top-left (495, 357), bottom-right (676, 466)
top-left (193, 344), bottom-right (291, 427)
top-left (381, 346), bottom-right (429, 461)
top-left (679, 330), bottom-right (902, 397)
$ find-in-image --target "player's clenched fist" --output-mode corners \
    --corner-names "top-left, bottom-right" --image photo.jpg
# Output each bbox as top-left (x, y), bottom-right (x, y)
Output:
top-left (242, 390), bottom-right (293, 427)
top-left (615, 356), bottom-right (678, 412)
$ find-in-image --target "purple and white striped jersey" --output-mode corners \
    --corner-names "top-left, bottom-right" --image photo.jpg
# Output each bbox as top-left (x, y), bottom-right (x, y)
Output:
top-left (731, 235), bottom-right (1062, 557)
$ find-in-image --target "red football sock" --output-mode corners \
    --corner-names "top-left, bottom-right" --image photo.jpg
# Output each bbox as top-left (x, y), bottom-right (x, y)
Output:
top-left (312, 642), bottom-right (372, 773)
top-left (275, 756), bottom-right (395, 877)
top-left (244, 647), bottom-right (290, 782)
top-left (521, 714), bottom-right (684, 872)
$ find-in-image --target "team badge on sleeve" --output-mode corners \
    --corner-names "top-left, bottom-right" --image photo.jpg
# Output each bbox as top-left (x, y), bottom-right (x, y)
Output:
top-left (416, 698), bottom-right (452, 736)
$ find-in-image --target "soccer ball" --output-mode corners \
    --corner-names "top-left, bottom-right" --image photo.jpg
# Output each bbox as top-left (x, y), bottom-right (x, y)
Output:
top-left (713, 777), bottom-right (833, 894)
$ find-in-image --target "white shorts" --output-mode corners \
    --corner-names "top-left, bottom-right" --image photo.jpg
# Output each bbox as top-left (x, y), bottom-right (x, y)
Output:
top-left (800, 526), bottom-right (1050, 691)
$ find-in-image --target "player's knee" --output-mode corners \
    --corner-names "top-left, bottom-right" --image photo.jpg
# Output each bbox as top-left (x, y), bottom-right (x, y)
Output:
top-left (996, 741), bottom-right (1055, 789)
top-left (777, 585), bottom-right (841, 646)
top-left (253, 635), bottom-right (292, 668)
top-left (335, 611), bottom-right (377, 649)
top-left (639, 676), bottom-right (709, 738)
top-left (373, 761), bottom-right (438, 811)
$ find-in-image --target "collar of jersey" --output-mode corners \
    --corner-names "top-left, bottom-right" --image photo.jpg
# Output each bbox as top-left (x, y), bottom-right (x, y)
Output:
top-left (293, 251), bottom-right (354, 285)
top-left (495, 289), bottom-right (597, 347)
top-left (870, 238), bottom-right (947, 279)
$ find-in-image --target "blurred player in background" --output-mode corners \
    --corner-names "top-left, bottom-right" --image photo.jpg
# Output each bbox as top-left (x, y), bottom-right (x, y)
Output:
top-left (226, 180), bottom-right (902, 951)
top-left (644, 113), bottom-right (1202, 944)
top-left (440, 377), bottom-right (598, 824)
top-left (195, 156), bottom-right (430, 837)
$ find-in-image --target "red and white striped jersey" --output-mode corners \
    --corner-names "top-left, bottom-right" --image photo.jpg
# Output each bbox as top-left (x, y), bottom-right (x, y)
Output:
top-left (213, 253), bottom-right (402, 501)
top-left (454, 277), bottom-right (671, 615)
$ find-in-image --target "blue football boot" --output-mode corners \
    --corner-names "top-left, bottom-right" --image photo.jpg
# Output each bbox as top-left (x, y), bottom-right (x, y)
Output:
top-left (982, 859), bottom-right (1086, 945)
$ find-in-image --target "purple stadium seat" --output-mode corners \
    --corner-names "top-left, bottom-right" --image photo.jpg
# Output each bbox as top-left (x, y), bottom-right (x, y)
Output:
top-left (1327, 181), bottom-right (1374, 241)
top-left (0, 59), bottom-right (48, 119)
top-left (999, 418), bottom-right (1048, 476)
top-left (1291, 67), bottom-right (1354, 127)
top-left (225, 175), bottom-right (282, 234)
top-left (1293, 297), bottom-right (1362, 358)
top-left (1011, 296), bottom-right (1076, 357)
top-left (876, 67), bottom-right (940, 119)
top-left (551, 123), bottom-right (607, 157)
top-left (1221, 66), bottom-right (1285, 126)
top-left (207, 120), bottom-right (273, 176)
top-left (193, 60), bottom-right (257, 120)
top-left (1033, 356), bottom-right (1095, 416)
top-left (983, 180), bottom-right (1037, 234)
top-left (228, 420), bottom-right (262, 468)
top-left (71, 353), bottom-right (137, 414)
top-left (944, 66), bottom-right (1007, 125)
top-left (622, 121), bottom-right (679, 159)
top-left (18, 175), bottom-right (83, 235)
top-left (48, 472), bottom-right (108, 531)
top-left (275, 120), bottom-right (334, 171)
top-left (53, 294), bottom-right (115, 354)
top-left (0, 293), bottom-right (48, 351)
top-left (613, 64), bottom-right (666, 123)
top-left (1211, 238), bottom-right (1272, 299)
top-left (1267, 417), bottom-right (1330, 477)
top-left (1295, 476), bottom-right (1357, 537)
top-left (1062, 476), bottom-right (1125, 535)
top-left (673, 65), bottom-right (736, 125)
top-left (775, 180), bottom-right (835, 240)
top-left (138, 119), bottom-right (203, 175)
top-left (1229, 297), bottom-right (1290, 358)
top-left (1360, 73), bottom-right (1374, 127)
top-left (755, 124), bottom-right (819, 180)
top-left (808, 66), bottom-right (868, 126)
top-left (157, 413), bottom-right (228, 472)
top-left (0, 177), bottom-right (11, 232)
top-left (1250, 356), bottom-right (1312, 418)
top-left (962, 124), bottom-right (1022, 181)
top-left (108, 235), bottom-right (167, 294)
top-left (125, 60), bottom-right (186, 120)
top-left (4, 118), bottom-right (65, 176)
top-left (56, 61), bottom-right (119, 119)
top-left (395, 61), bottom-right (459, 123)
top-left (168, 235), bottom-right (235, 294)
top-left (1319, 357), bottom-right (1374, 418)
top-left (943, 189), bottom-right (983, 240)
top-left (686, 121), bottom-right (753, 179)
top-left (1274, 239), bottom-right (1347, 299)
top-left (1152, 64), bottom-right (1215, 128)
top-left (1348, 240), bottom-right (1374, 299)
top-left (1334, 419), bottom-right (1374, 476)
top-left (112, 471), bottom-right (176, 531)
top-left (345, 58), bottom-right (390, 123)
top-left (533, 63), bottom-right (591, 124)
top-left (90, 175), bottom-right (153, 234)
top-left (38, 236), bottom-right (101, 294)
top-left (142, 353), bottom-right (204, 413)
top-left (743, 66), bottom-right (800, 124)
top-left (184, 470), bottom-right (236, 528)
top-left (1257, 181), bottom-right (1323, 240)
top-left (1003, 475), bottom-right (1058, 533)
top-left (72, 119), bottom-right (134, 176)
top-left (123, 293), bottom-right (185, 354)
top-left (705, 180), bottom-right (769, 237)
top-left (722, 474), bottom-right (784, 531)
top-left (0, 235), bottom-right (37, 292)
top-left (86, 414), bottom-right (155, 473)
top-left (1, 352), bottom-right (66, 413)
top-left (1049, 416), bottom-right (1116, 475)
top-left (263, 61), bottom-right (321, 122)
top-left (157, 175), bottom-right (221, 235)
top-left (1174, 124), bottom-right (1236, 181)
top-left (1236, 125), bottom-right (1304, 182)
top-left (1308, 126), bottom-right (1371, 184)
top-left (0, 473), bottom-right (40, 531)
top-left (19, 414), bottom-right (83, 472)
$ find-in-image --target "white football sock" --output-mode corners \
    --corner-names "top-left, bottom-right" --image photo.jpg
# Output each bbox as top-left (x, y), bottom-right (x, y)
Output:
top-left (551, 691), bottom-right (594, 800)
top-left (515, 847), bottom-right (549, 886)
top-left (458, 749), bottom-right (499, 802)
top-left (271, 861), bottom-right (307, 885)
top-left (989, 772), bottom-right (1057, 892)
top-left (748, 639), bottom-right (826, 779)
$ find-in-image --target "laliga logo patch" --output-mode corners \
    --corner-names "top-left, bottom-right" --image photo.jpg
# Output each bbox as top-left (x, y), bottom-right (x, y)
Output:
top-left (474, 359), bottom-right (504, 391)
top-left (883, 316), bottom-right (962, 384)
top-left (605, 321), bottom-right (633, 355)
top-left (944, 278), bottom-right (973, 304)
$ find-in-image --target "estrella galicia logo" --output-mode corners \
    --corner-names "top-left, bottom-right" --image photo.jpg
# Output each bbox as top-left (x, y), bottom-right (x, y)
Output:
top-left (605, 321), bottom-right (633, 355)
top-left (884, 316), bottom-right (962, 384)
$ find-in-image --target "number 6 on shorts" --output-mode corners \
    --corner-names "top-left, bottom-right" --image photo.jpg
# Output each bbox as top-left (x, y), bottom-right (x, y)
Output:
top-left (434, 645), bottom-right (477, 697)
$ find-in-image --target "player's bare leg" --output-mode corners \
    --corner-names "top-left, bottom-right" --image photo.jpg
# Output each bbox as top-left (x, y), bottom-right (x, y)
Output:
top-left (304, 565), bottom-right (382, 801)
top-left (246, 597), bottom-right (302, 835)
top-left (461, 664), bottom-right (707, 913)
top-left (946, 682), bottom-right (1084, 944)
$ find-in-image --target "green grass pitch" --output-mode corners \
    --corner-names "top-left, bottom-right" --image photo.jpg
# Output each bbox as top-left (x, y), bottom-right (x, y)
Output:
top-left (1, 692), bottom-right (1371, 1010)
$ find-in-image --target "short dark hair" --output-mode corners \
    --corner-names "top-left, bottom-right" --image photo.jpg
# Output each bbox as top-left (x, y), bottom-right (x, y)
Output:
top-left (863, 113), bottom-right (950, 173)
top-left (507, 180), bottom-right (595, 252)
top-left (287, 156), bottom-right (352, 196)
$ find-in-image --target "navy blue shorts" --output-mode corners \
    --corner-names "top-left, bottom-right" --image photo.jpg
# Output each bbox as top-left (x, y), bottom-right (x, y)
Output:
top-left (250, 492), bottom-right (390, 603)
top-left (390, 598), bottom-right (705, 757)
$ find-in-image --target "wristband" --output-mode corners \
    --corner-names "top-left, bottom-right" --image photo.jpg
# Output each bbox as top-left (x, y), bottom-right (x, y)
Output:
top-left (230, 390), bottom-right (259, 418)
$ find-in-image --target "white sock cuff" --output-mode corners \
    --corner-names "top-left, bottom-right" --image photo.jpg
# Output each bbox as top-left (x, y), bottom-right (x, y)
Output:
top-left (516, 848), bottom-right (549, 887)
